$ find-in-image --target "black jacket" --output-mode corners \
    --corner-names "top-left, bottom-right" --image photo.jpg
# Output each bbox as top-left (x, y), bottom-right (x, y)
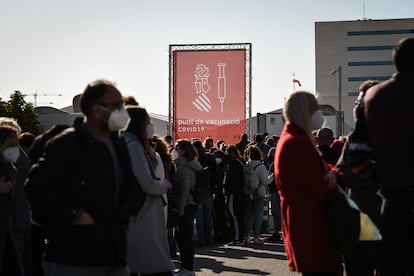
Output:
top-left (25, 122), bottom-right (139, 266)
top-left (224, 158), bottom-right (245, 196)
top-left (197, 150), bottom-right (218, 194)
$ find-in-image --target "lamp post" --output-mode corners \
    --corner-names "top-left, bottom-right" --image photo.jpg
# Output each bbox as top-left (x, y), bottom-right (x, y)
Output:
top-left (330, 66), bottom-right (343, 136)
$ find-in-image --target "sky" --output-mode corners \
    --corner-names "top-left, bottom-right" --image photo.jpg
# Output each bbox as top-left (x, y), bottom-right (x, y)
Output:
top-left (1, 0), bottom-right (413, 117)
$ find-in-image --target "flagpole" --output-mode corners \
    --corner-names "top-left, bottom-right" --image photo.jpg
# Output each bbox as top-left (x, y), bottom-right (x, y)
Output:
top-left (292, 72), bottom-right (295, 90)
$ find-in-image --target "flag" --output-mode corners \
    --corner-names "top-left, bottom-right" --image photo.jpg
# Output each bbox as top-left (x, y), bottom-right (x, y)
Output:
top-left (293, 79), bottom-right (302, 86)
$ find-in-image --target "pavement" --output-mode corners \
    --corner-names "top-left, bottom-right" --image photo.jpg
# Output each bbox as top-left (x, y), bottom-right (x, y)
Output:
top-left (173, 234), bottom-right (301, 275)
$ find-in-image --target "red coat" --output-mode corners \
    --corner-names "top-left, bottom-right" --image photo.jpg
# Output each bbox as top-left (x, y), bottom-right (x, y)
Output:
top-left (274, 123), bottom-right (341, 272)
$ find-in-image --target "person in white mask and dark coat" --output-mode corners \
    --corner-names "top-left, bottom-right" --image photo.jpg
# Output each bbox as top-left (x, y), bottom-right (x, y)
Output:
top-left (25, 79), bottom-right (141, 276)
top-left (0, 125), bottom-right (24, 275)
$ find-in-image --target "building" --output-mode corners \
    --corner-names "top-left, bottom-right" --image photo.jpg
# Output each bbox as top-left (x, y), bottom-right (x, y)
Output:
top-left (251, 104), bottom-right (338, 139)
top-left (36, 18), bottom-right (414, 140)
top-left (315, 18), bottom-right (414, 136)
top-left (35, 94), bottom-right (169, 138)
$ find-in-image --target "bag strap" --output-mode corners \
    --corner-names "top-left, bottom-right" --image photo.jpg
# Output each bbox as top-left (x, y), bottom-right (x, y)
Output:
top-left (236, 158), bottom-right (245, 168)
top-left (253, 163), bottom-right (262, 170)
top-left (125, 136), bottom-right (167, 206)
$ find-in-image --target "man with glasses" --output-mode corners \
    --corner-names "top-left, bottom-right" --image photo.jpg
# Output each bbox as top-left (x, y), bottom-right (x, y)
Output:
top-left (26, 79), bottom-right (140, 276)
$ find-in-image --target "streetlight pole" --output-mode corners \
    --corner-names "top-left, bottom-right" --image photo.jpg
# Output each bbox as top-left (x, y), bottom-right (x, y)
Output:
top-left (330, 66), bottom-right (343, 136)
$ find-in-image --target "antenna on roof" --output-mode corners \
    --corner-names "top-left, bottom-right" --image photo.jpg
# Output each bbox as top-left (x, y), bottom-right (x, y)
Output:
top-left (363, 0), bottom-right (367, 20)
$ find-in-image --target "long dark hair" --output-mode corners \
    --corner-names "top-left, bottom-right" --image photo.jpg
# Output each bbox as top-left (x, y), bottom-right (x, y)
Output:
top-left (176, 139), bottom-right (198, 161)
top-left (125, 106), bottom-right (150, 150)
top-left (245, 144), bottom-right (264, 161)
top-left (153, 135), bottom-right (173, 172)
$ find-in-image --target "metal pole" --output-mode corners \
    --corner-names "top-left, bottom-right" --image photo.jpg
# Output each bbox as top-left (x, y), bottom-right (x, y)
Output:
top-left (168, 46), bottom-right (172, 137)
top-left (338, 66), bottom-right (343, 136)
top-left (338, 66), bottom-right (342, 113)
top-left (248, 44), bottom-right (252, 139)
top-left (330, 66), bottom-right (343, 136)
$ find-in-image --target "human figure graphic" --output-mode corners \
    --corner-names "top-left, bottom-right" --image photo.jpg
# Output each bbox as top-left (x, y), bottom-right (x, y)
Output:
top-left (193, 64), bottom-right (212, 112)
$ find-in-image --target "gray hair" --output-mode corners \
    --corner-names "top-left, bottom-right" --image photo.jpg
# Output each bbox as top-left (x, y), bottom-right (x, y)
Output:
top-left (0, 117), bottom-right (22, 135)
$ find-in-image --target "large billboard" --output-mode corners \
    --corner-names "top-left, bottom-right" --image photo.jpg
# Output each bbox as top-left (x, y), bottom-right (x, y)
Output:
top-left (170, 43), bottom-right (251, 145)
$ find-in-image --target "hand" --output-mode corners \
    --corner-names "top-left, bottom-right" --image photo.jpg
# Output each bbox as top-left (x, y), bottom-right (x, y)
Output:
top-left (166, 180), bottom-right (173, 190)
top-left (74, 212), bottom-right (95, 225)
top-left (0, 177), bottom-right (13, 194)
top-left (148, 146), bottom-right (156, 158)
top-left (324, 171), bottom-right (337, 191)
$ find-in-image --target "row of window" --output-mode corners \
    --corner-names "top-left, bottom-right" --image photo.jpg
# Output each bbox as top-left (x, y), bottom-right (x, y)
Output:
top-left (348, 76), bottom-right (390, 82)
top-left (348, 61), bottom-right (393, 66)
top-left (347, 76), bottom-right (391, 97)
top-left (348, 29), bottom-right (414, 36)
top-left (341, 29), bottom-right (410, 97)
top-left (348, 45), bottom-right (393, 51)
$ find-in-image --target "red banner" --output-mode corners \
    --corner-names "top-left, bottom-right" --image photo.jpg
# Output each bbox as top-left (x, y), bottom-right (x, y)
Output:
top-left (173, 49), bottom-right (246, 145)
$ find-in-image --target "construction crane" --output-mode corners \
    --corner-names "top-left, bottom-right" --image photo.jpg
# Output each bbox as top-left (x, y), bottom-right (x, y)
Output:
top-left (25, 91), bottom-right (62, 107)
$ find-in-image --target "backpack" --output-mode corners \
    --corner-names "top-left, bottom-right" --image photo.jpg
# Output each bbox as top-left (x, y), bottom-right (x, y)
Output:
top-left (243, 162), bottom-right (262, 196)
top-left (191, 166), bottom-right (211, 204)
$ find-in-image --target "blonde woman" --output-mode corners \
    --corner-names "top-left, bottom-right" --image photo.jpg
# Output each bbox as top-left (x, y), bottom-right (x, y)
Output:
top-left (274, 90), bottom-right (341, 275)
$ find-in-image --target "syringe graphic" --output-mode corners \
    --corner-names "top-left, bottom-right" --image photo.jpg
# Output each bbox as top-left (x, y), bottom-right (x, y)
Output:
top-left (218, 63), bottom-right (226, 112)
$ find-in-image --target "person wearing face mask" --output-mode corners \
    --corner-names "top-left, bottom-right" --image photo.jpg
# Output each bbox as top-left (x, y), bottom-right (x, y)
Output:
top-left (274, 90), bottom-right (342, 275)
top-left (121, 106), bottom-right (174, 276)
top-left (0, 117), bottom-right (34, 276)
top-left (0, 125), bottom-right (24, 275)
top-left (25, 79), bottom-right (142, 276)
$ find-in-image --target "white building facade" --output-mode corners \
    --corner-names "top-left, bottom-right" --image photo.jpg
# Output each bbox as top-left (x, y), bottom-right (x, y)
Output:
top-left (315, 18), bottom-right (414, 136)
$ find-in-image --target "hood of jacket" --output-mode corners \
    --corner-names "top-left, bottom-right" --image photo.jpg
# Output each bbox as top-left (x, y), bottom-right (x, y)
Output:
top-left (176, 156), bottom-right (203, 171)
top-left (247, 159), bottom-right (263, 167)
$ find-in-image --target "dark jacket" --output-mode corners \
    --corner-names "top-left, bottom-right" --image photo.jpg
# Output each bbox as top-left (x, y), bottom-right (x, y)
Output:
top-left (25, 122), bottom-right (138, 266)
top-left (0, 158), bottom-right (23, 275)
top-left (364, 72), bottom-right (414, 194)
top-left (224, 158), bottom-right (245, 197)
top-left (197, 150), bottom-right (217, 194)
top-left (11, 148), bottom-right (31, 233)
top-left (336, 89), bottom-right (381, 226)
top-left (236, 139), bottom-right (249, 156)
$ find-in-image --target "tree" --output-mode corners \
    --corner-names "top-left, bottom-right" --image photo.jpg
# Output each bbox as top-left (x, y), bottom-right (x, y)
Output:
top-left (0, 91), bottom-right (44, 135)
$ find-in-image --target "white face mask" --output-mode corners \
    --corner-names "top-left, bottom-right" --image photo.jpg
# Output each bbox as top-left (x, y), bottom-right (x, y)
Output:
top-left (107, 108), bottom-right (131, 131)
top-left (3, 146), bottom-right (20, 163)
top-left (171, 149), bottom-right (179, 160)
top-left (311, 110), bottom-right (325, 130)
top-left (146, 122), bottom-right (155, 138)
top-left (215, 157), bottom-right (222, 165)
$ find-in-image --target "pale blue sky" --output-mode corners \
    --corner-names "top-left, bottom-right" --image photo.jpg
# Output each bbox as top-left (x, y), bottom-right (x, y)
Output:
top-left (1, 0), bottom-right (413, 116)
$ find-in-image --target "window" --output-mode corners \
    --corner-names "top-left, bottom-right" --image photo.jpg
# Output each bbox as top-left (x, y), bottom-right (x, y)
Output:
top-left (348, 61), bottom-right (393, 66)
top-left (348, 76), bottom-right (390, 82)
top-left (348, 29), bottom-right (414, 36)
top-left (348, 45), bottom-right (394, 51)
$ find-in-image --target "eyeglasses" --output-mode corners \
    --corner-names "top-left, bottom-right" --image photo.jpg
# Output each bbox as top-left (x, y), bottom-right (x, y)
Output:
top-left (97, 101), bottom-right (125, 110)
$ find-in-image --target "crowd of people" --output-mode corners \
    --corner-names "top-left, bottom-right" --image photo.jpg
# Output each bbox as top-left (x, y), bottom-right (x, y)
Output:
top-left (0, 36), bottom-right (413, 276)
top-left (0, 79), bottom-right (281, 276)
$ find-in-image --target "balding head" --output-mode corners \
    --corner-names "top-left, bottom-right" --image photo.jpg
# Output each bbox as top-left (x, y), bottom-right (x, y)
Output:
top-left (317, 127), bottom-right (334, 146)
